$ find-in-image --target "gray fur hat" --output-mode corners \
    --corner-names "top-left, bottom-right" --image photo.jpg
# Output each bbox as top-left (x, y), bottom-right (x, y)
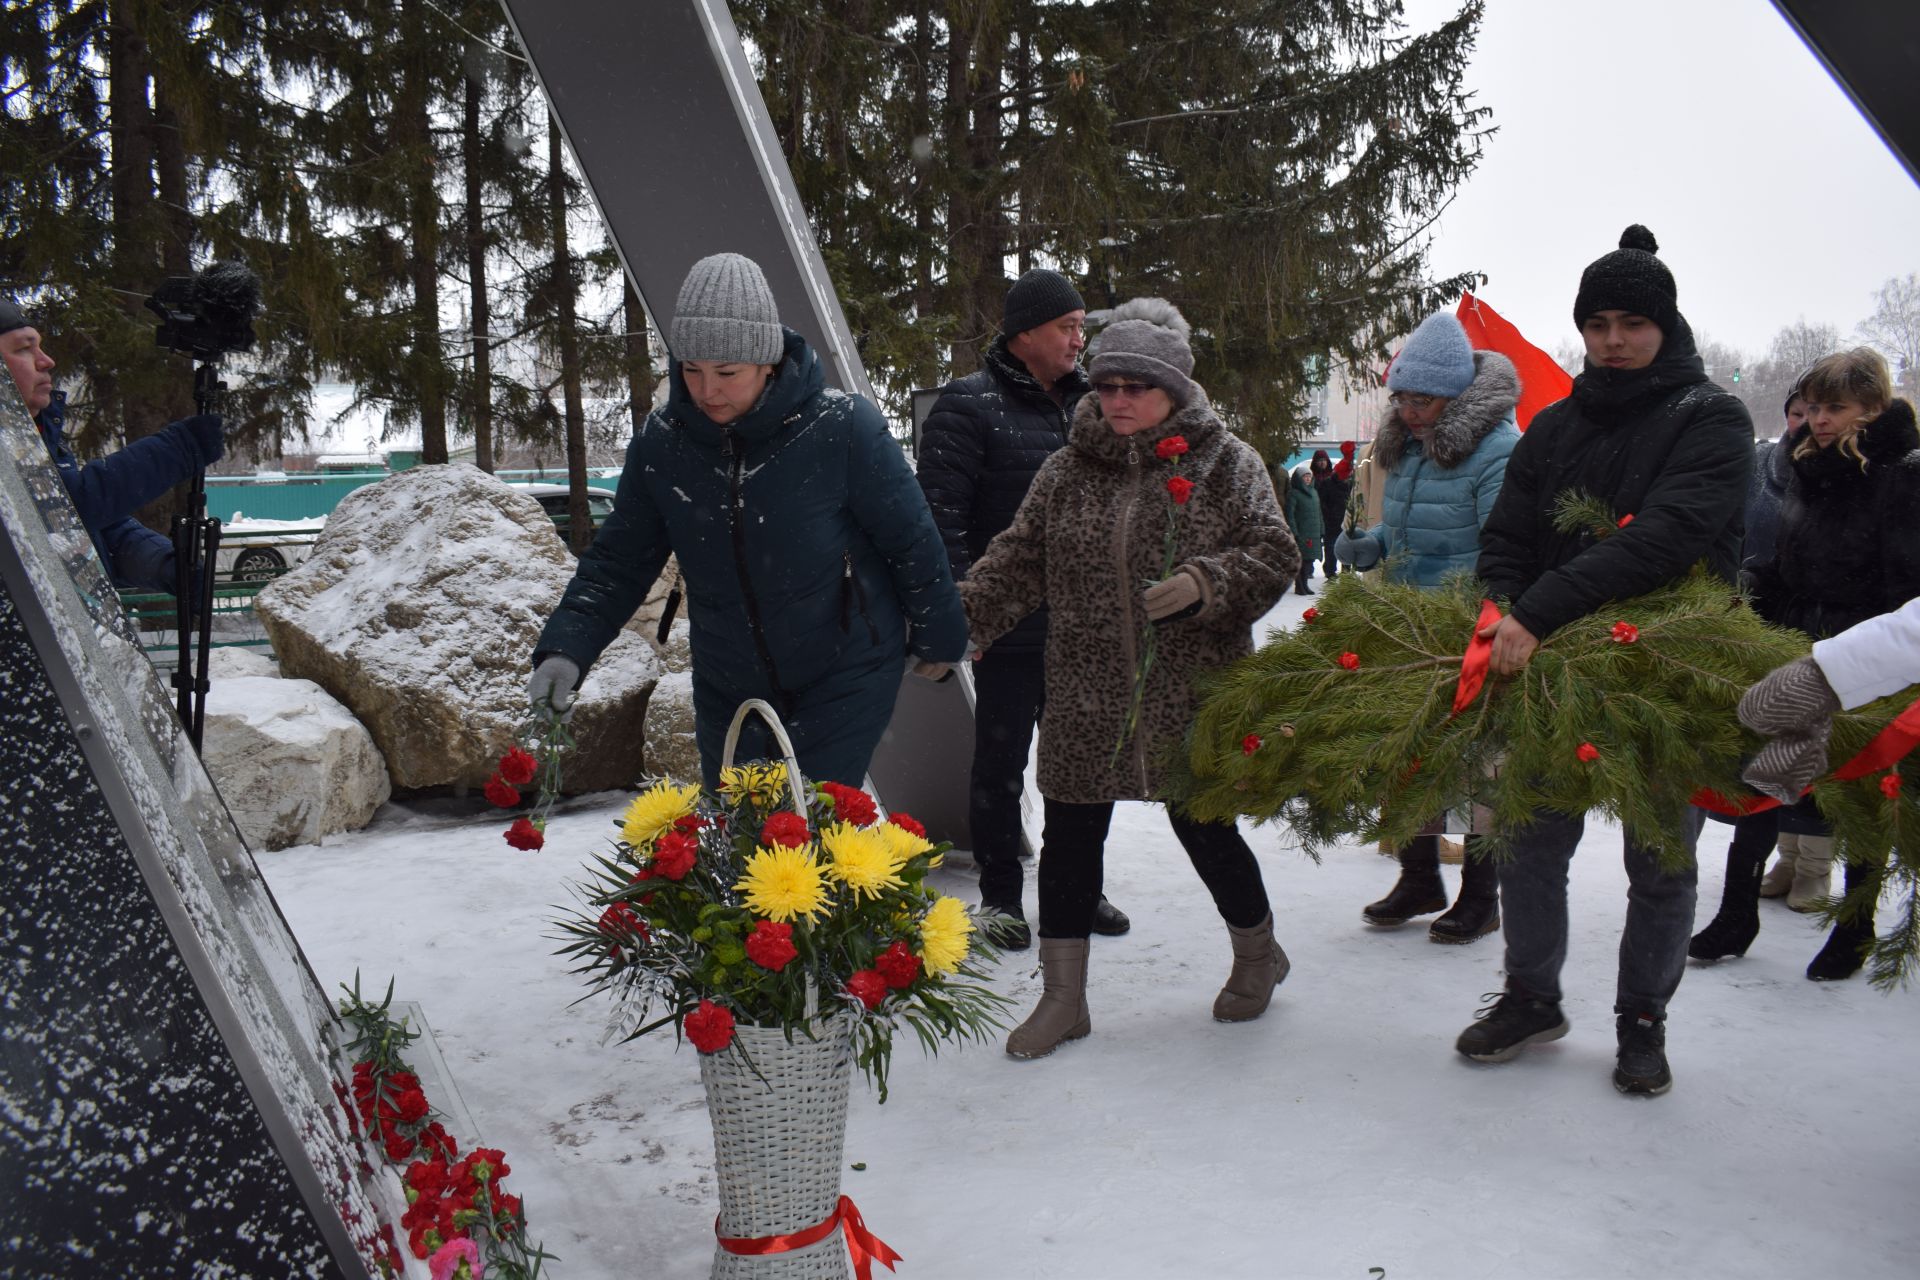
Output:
top-left (1089, 297), bottom-right (1196, 406)
top-left (670, 252), bottom-right (784, 365)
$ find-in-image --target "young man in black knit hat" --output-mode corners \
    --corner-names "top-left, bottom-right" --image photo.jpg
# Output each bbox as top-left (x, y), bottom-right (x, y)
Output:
top-left (914, 270), bottom-right (1131, 949)
top-left (1456, 227), bottom-right (1753, 1096)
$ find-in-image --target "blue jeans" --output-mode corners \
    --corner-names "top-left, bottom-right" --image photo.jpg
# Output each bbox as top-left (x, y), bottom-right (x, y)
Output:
top-left (1495, 808), bottom-right (1702, 1018)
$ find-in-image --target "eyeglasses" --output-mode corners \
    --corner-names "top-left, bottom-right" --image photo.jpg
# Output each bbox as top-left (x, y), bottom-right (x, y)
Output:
top-left (1093, 381), bottom-right (1156, 400)
top-left (1388, 393), bottom-right (1438, 410)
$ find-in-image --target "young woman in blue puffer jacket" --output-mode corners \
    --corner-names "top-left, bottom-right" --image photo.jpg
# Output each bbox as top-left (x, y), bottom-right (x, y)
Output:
top-left (1335, 311), bottom-right (1521, 941)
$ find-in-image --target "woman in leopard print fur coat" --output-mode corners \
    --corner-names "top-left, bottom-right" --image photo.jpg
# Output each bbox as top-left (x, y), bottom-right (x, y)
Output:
top-left (960, 297), bottom-right (1299, 1059)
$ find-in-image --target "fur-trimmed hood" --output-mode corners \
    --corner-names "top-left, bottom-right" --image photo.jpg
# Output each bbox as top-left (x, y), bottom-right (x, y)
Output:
top-left (1372, 349), bottom-right (1520, 472)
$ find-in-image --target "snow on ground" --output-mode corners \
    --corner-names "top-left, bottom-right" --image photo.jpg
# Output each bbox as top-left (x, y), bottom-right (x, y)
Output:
top-left (257, 584), bottom-right (1920, 1280)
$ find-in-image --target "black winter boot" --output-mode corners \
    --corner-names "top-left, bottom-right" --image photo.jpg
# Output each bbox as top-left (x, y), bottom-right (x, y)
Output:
top-left (1090, 895), bottom-right (1131, 937)
top-left (1688, 840), bottom-right (1767, 961)
top-left (1613, 1011), bottom-right (1672, 1096)
top-left (1430, 835), bottom-right (1499, 943)
top-left (1455, 988), bottom-right (1569, 1063)
top-left (1363, 837), bottom-right (1447, 926)
top-left (1807, 861), bottom-right (1876, 981)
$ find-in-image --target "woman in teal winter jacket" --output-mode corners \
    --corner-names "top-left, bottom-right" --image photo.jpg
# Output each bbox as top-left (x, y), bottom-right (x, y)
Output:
top-left (531, 254), bottom-right (967, 787)
top-left (1335, 311), bottom-right (1521, 940)
top-left (1283, 466), bottom-right (1323, 596)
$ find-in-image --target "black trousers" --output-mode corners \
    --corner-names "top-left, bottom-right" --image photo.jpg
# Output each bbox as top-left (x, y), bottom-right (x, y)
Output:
top-left (1037, 797), bottom-right (1270, 938)
top-left (969, 650), bottom-right (1044, 908)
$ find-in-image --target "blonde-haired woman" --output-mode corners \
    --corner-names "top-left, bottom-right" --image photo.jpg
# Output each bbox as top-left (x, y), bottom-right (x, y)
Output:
top-left (1745, 346), bottom-right (1920, 980)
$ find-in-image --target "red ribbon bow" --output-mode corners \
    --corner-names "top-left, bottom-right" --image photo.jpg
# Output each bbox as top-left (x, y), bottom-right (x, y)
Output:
top-left (1451, 598), bottom-right (1504, 716)
top-left (717, 1196), bottom-right (903, 1280)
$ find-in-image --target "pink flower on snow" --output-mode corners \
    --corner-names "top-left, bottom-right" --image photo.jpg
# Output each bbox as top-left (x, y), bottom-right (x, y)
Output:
top-left (429, 1237), bottom-right (483, 1280)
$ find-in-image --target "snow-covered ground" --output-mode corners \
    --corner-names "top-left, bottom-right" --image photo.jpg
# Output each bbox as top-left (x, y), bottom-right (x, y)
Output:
top-left (257, 587), bottom-right (1920, 1279)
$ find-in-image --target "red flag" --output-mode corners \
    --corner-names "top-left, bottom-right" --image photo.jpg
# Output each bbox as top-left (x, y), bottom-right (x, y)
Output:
top-left (1454, 292), bottom-right (1571, 431)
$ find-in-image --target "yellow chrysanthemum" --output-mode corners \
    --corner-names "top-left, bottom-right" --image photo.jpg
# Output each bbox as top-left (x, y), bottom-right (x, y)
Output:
top-left (917, 895), bottom-right (973, 975)
top-left (820, 822), bottom-right (906, 901)
top-left (872, 821), bottom-right (935, 868)
top-left (735, 843), bottom-right (829, 922)
top-left (718, 763), bottom-right (789, 809)
top-left (621, 781), bottom-right (702, 850)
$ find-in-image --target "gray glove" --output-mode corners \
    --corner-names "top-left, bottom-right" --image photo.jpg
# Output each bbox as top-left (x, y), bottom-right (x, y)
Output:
top-left (529, 655), bottom-right (581, 722)
top-left (1334, 529), bottom-right (1382, 571)
top-left (1738, 655), bottom-right (1841, 801)
top-left (1143, 570), bottom-right (1203, 622)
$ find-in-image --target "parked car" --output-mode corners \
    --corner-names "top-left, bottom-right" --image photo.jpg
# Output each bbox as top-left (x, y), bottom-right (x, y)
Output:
top-left (217, 517), bottom-right (326, 583)
top-left (511, 483), bottom-right (617, 544)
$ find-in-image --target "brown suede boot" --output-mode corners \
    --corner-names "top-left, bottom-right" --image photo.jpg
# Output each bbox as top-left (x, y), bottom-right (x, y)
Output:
top-left (1005, 937), bottom-right (1091, 1059)
top-left (1213, 913), bottom-right (1289, 1022)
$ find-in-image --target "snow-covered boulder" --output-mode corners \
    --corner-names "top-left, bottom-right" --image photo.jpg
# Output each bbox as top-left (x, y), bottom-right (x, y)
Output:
top-left (201, 648), bottom-right (390, 850)
top-left (254, 464), bottom-right (659, 793)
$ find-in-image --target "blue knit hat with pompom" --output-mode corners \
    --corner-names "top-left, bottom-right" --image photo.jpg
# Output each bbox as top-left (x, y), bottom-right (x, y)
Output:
top-left (1387, 312), bottom-right (1475, 398)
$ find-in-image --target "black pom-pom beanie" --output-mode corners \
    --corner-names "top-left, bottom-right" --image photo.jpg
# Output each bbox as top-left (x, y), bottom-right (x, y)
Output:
top-left (1572, 224), bottom-right (1677, 333)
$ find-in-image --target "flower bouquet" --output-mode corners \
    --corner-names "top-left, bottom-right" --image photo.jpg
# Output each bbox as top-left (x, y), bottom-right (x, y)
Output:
top-left (556, 702), bottom-right (1008, 1275)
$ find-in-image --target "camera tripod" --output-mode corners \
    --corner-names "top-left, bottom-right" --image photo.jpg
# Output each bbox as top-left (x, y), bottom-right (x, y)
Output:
top-left (171, 361), bottom-right (223, 752)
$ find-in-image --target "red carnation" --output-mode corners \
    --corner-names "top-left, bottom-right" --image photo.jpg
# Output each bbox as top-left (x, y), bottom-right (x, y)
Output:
top-left (1241, 734), bottom-right (1263, 756)
top-left (875, 940), bottom-right (921, 989)
top-left (1339, 439), bottom-right (1356, 457)
top-left (1616, 513), bottom-right (1635, 528)
top-left (599, 901), bottom-right (648, 958)
top-left (1577, 742), bottom-right (1601, 763)
top-left (383, 1133), bottom-right (416, 1162)
top-left (504, 817), bottom-right (544, 850)
top-left (684, 999), bottom-right (736, 1054)
top-left (1882, 772), bottom-right (1902, 799)
top-left (483, 775), bottom-right (521, 808)
top-left (498, 747), bottom-right (538, 786)
top-left (395, 1088), bottom-right (430, 1125)
top-left (888, 812), bottom-right (927, 839)
top-left (845, 969), bottom-right (888, 1010)
top-left (674, 813), bottom-right (706, 835)
top-left (760, 810), bottom-right (811, 848)
top-left (1610, 621), bottom-right (1639, 644)
top-left (745, 919), bottom-right (799, 971)
top-left (1301, 607), bottom-right (1319, 623)
top-left (650, 830), bottom-right (699, 880)
top-left (1334, 459), bottom-right (1353, 481)
top-left (820, 781), bottom-right (879, 827)
top-left (1154, 435), bottom-right (1190, 460)
top-left (1166, 475), bottom-right (1194, 505)
top-left (1338, 651), bottom-right (1360, 671)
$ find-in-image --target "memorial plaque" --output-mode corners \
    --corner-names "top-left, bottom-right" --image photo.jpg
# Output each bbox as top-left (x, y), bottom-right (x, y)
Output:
top-left (0, 380), bottom-right (397, 1277)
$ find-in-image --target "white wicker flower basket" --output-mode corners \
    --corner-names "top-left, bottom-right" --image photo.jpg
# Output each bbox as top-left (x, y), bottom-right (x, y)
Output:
top-left (702, 1016), bottom-right (857, 1278)
top-left (703, 699), bottom-right (855, 1279)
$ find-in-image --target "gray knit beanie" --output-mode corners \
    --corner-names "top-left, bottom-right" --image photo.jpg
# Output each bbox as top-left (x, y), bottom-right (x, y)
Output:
top-left (1387, 311), bottom-right (1476, 398)
top-left (670, 252), bottom-right (784, 364)
top-left (1088, 297), bottom-right (1196, 406)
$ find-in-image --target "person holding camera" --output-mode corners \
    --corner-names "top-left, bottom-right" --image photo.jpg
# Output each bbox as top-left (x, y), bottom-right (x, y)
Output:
top-left (1, 298), bottom-right (225, 592)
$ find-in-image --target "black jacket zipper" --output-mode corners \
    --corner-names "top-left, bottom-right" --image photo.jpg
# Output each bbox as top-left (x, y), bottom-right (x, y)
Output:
top-left (721, 427), bottom-right (792, 711)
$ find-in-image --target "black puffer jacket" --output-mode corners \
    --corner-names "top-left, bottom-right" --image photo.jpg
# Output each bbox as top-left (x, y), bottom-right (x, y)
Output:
top-left (1477, 319), bottom-right (1754, 639)
top-left (915, 337), bottom-right (1089, 654)
top-left (1747, 399), bottom-right (1920, 639)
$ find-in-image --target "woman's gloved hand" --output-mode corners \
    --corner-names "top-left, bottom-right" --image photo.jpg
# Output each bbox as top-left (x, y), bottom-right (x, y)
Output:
top-left (1143, 570), bottom-right (1203, 622)
top-left (1334, 529), bottom-right (1382, 571)
top-left (529, 655), bottom-right (581, 722)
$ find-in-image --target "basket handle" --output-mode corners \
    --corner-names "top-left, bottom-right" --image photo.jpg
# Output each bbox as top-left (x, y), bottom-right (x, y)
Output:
top-left (720, 697), bottom-right (811, 820)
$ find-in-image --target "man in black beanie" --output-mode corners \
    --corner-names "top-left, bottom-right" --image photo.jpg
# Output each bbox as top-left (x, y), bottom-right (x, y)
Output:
top-left (1453, 226), bottom-right (1753, 1097)
top-left (0, 297), bottom-right (225, 592)
top-left (915, 269), bottom-right (1130, 948)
